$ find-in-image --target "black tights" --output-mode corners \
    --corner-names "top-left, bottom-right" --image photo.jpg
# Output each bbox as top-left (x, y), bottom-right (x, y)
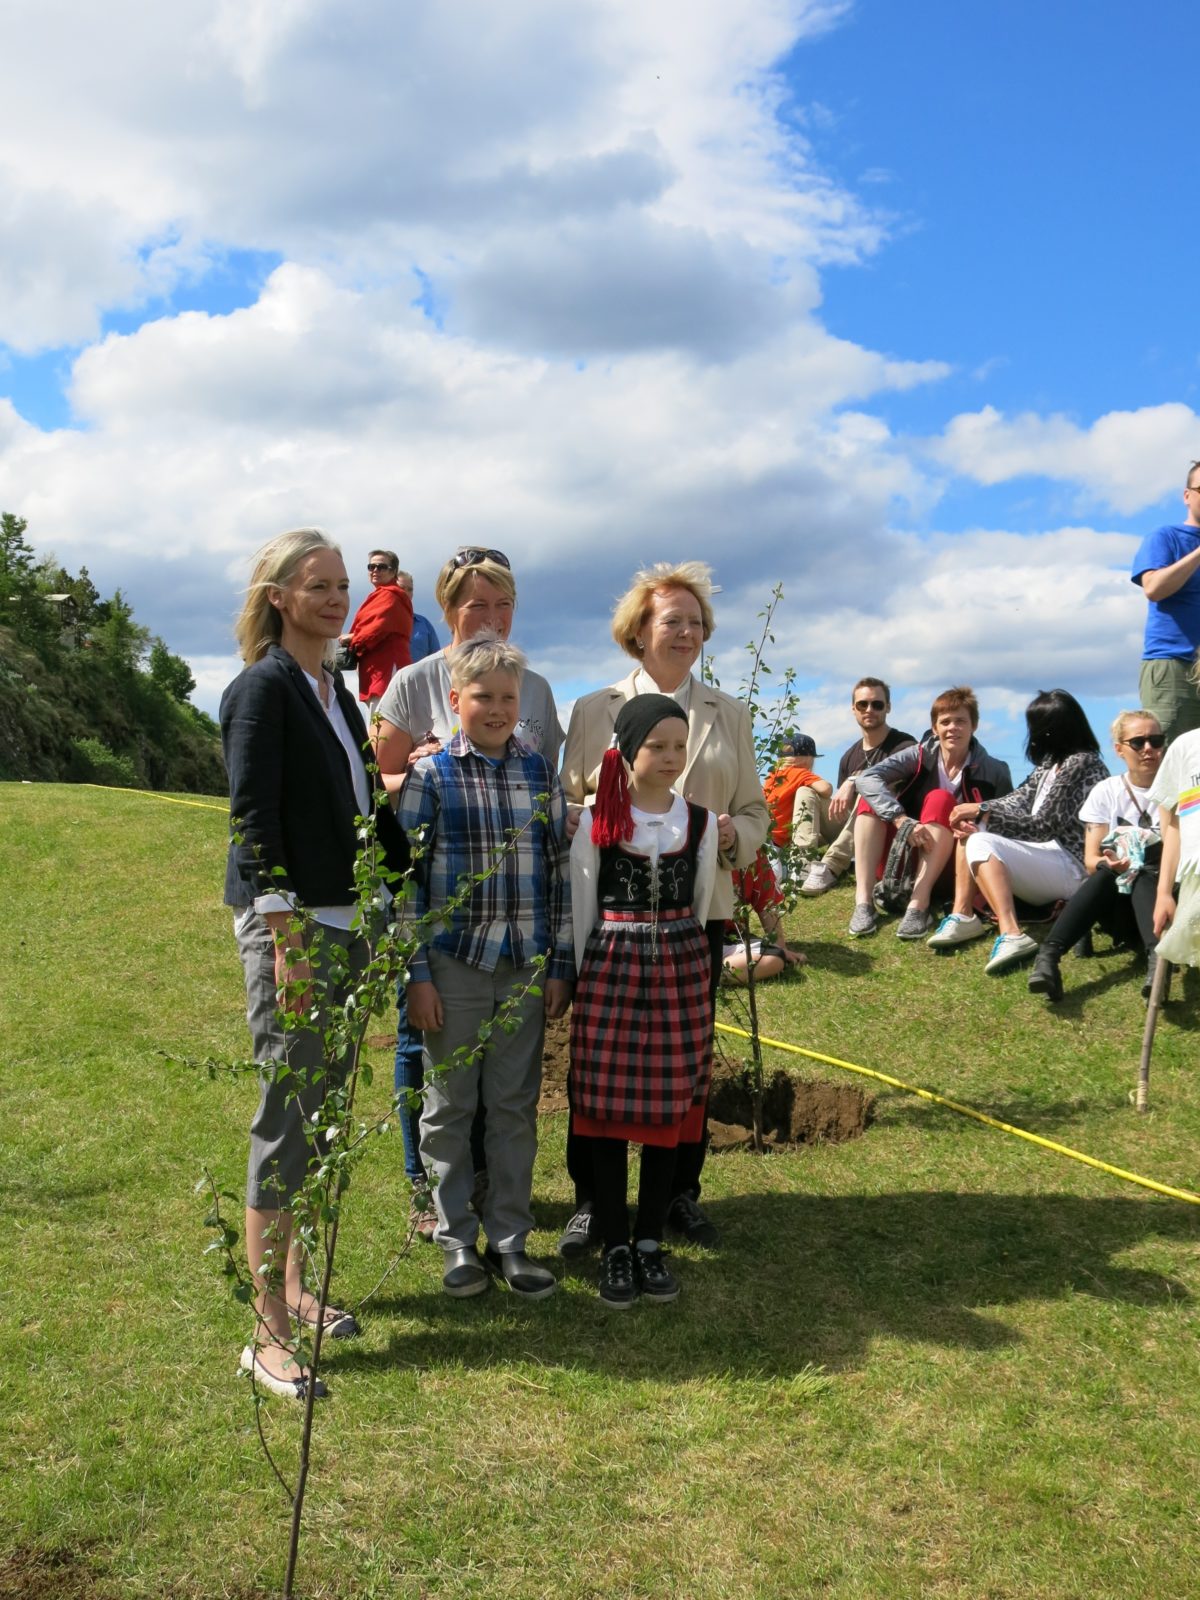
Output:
top-left (586, 1136), bottom-right (678, 1251)
top-left (1041, 866), bottom-right (1157, 957)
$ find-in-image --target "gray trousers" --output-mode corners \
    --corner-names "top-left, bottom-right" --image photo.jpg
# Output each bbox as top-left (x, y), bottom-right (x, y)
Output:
top-left (1139, 657), bottom-right (1200, 747)
top-left (418, 951), bottom-right (545, 1253)
top-left (235, 907), bottom-right (366, 1210)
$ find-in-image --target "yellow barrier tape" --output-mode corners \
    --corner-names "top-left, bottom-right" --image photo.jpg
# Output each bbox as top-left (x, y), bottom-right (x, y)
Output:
top-left (79, 782), bottom-right (227, 814)
top-left (715, 1021), bottom-right (1200, 1207)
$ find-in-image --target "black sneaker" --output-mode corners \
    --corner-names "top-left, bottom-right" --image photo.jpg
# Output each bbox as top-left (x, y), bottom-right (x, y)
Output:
top-left (635, 1246), bottom-right (679, 1303)
top-left (597, 1245), bottom-right (638, 1310)
top-left (557, 1203), bottom-right (600, 1259)
top-left (667, 1194), bottom-right (719, 1247)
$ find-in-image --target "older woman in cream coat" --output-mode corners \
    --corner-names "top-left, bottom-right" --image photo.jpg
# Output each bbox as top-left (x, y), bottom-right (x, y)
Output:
top-left (558, 560), bottom-right (770, 1254)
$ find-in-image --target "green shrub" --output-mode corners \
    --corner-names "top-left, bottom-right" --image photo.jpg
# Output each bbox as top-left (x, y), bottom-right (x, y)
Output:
top-left (69, 735), bottom-right (139, 789)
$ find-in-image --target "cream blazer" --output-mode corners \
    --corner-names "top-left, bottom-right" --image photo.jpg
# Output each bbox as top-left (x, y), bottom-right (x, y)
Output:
top-left (560, 669), bottom-right (770, 920)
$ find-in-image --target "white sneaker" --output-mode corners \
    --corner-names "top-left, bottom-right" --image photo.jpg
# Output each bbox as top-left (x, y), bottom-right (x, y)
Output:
top-left (927, 912), bottom-right (987, 949)
top-left (801, 862), bottom-right (838, 897)
top-left (984, 932), bottom-right (1039, 975)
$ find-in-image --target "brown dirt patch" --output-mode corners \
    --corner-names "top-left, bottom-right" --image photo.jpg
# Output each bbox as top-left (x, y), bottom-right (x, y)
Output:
top-left (707, 1068), bottom-right (874, 1151)
top-left (0, 1547), bottom-right (102, 1600)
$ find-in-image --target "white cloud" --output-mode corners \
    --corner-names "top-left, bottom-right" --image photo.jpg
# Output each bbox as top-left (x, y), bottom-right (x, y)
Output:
top-left (745, 527), bottom-right (1144, 703)
top-left (0, 0), bottom-right (878, 356)
top-left (0, 0), bottom-right (1150, 750)
top-left (931, 401), bottom-right (1200, 515)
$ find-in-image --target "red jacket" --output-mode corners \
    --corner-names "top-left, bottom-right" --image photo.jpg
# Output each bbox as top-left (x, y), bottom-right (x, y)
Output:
top-left (349, 583), bottom-right (413, 700)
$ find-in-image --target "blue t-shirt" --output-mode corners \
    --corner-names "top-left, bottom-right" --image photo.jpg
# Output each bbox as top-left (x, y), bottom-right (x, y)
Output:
top-left (1131, 523), bottom-right (1200, 658)
top-left (409, 612), bottom-right (441, 663)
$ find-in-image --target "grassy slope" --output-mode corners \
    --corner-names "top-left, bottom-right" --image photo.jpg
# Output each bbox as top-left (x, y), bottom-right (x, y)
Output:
top-left (2, 782), bottom-right (1199, 1600)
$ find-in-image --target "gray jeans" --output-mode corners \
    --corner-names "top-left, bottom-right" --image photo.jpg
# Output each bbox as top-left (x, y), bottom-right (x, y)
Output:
top-left (235, 907), bottom-right (367, 1210)
top-left (418, 951), bottom-right (545, 1253)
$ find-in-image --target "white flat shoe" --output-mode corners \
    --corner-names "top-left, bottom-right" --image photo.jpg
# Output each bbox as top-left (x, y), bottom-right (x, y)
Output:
top-left (239, 1344), bottom-right (328, 1400)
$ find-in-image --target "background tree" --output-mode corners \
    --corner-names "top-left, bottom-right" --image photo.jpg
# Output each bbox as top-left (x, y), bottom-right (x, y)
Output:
top-left (149, 636), bottom-right (197, 703)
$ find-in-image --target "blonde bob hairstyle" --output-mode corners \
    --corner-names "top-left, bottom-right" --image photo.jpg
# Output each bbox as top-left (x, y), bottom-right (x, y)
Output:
top-left (433, 553), bottom-right (517, 627)
top-left (1111, 708), bottom-right (1162, 744)
top-left (610, 560), bottom-right (716, 661)
top-left (233, 527), bottom-right (340, 666)
top-left (448, 631), bottom-right (526, 690)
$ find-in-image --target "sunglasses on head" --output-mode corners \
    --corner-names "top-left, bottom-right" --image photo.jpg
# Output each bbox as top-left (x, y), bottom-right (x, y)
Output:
top-left (854, 698), bottom-right (886, 712)
top-left (1123, 734), bottom-right (1166, 750)
top-left (451, 547), bottom-right (511, 571)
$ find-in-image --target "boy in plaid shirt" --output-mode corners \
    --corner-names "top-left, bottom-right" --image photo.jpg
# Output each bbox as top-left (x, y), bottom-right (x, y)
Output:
top-left (397, 634), bottom-right (573, 1300)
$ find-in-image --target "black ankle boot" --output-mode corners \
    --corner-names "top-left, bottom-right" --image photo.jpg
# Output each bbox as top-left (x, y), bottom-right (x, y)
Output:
top-left (1028, 946), bottom-right (1064, 1002)
top-left (1142, 950), bottom-right (1171, 1004)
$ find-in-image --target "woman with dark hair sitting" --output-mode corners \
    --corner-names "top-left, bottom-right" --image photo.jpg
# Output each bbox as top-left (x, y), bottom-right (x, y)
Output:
top-left (929, 689), bottom-right (1109, 974)
top-left (1027, 710), bottom-right (1165, 1002)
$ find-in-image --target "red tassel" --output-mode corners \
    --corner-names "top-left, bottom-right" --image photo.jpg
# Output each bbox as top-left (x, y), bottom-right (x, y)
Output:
top-left (590, 745), bottom-right (633, 846)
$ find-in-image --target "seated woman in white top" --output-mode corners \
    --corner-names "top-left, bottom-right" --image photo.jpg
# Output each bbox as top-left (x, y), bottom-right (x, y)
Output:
top-left (928, 689), bottom-right (1109, 974)
top-left (1026, 710), bottom-right (1165, 1002)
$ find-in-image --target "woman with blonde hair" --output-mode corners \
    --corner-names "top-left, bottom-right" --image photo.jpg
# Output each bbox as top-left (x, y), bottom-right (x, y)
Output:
top-left (557, 560), bottom-right (770, 1254)
top-left (221, 527), bottom-right (407, 1398)
top-left (1027, 709), bottom-right (1166, 1002)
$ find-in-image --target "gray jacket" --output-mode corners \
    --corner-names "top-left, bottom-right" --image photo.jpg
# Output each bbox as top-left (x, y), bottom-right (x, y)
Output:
top-left (854, 731), bottom-right (1013, 823)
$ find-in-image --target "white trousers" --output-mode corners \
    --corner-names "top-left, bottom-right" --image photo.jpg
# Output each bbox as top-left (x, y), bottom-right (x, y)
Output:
top-left (964, 833), bottom-right (1085, 905)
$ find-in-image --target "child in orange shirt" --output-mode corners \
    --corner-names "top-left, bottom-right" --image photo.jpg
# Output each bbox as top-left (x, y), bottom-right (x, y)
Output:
top-left (763, 733), bottom-right (834, 878)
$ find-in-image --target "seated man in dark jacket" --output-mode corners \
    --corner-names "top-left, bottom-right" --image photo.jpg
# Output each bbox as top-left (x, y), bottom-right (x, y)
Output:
top-left (847, 685), bottom-right (1013, 941)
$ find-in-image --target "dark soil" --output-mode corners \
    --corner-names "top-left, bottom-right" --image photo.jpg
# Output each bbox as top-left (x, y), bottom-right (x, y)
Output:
top-left (707, 1069), bottom-right (873, 1150)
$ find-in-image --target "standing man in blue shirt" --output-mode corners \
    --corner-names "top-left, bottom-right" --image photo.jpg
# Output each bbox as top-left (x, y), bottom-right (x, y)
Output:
top-left (397, 569), bottom-right (442, 662)
top-left (1132, 460), bottom-right (1200, 743)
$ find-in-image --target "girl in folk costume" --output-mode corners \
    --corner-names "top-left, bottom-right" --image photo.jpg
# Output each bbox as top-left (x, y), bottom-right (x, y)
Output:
top-left (569, 695), bottom-right (718, 1308)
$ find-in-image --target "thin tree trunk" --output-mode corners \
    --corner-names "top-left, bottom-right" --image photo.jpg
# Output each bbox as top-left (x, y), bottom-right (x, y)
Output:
top-left (282, 1208), bottom-right (341, 1599)
top-left (1136, 957), bottom-right (1170, 1113)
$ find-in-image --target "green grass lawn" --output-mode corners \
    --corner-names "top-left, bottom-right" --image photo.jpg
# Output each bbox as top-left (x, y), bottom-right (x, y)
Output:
top-left (3, 781), bottom-right (1200, 1599)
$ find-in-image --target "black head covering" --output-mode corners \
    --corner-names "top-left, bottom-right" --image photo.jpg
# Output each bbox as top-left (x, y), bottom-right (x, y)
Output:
top-left (613, 693), bottom-right (688, 763)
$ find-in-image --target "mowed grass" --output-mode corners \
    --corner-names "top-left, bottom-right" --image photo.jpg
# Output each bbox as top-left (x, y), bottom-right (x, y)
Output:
top-left (3, 780), bottom-right (1200, 1599)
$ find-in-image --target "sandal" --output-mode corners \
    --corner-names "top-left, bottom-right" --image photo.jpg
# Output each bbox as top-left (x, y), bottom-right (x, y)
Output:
top-left (290, 1295), bottom-right (360, 1339)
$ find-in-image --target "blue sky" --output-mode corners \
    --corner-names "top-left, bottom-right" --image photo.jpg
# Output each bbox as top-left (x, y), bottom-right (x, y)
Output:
top-left (0, 0), bottom-right (1194, 779)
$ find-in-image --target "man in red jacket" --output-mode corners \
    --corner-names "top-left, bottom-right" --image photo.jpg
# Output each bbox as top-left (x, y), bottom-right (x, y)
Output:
top-left (342, 549), bottom-right (413, 715)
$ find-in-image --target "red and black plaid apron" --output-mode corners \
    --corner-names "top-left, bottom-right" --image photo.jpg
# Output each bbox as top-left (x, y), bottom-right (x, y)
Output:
top-left (569, 808), bottom-right (713, 1138)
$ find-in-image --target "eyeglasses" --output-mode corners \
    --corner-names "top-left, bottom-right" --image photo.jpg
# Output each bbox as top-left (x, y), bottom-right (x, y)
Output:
top-left (1122, 734), bottom-right (1166, 751)
top-left (366, 562), bottom-right (395, 573)
top-left (854, 699), bottom-right (886, 712)
top-left (451, 547), bottom-right (511, 570)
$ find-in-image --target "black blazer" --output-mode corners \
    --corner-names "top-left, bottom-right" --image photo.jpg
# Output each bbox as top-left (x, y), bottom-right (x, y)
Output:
top-left (220, 645), bottom-right (407, 909)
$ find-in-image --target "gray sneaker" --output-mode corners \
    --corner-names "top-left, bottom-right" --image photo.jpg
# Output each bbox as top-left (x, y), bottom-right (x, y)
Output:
top-left (895, 906), bottom-right (933, 940)
top-left (984, 932), bottom-right (1038, 975)
top-left (800, 861), bottom-right (838, 897)
top-left (848, 903), bottom-right (878, 938)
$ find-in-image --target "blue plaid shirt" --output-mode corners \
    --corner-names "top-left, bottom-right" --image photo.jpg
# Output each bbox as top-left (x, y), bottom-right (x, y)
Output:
top-left (396, 731), bottom-right (573, 984)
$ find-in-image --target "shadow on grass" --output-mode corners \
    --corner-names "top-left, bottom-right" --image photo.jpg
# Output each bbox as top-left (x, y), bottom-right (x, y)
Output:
top-left (783, 938), bottom-right (874, 978)
top-left (876, 1089), bottom-right (1132, 1134)
top-left (339, 1192), bottom-right (1198, 1382)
